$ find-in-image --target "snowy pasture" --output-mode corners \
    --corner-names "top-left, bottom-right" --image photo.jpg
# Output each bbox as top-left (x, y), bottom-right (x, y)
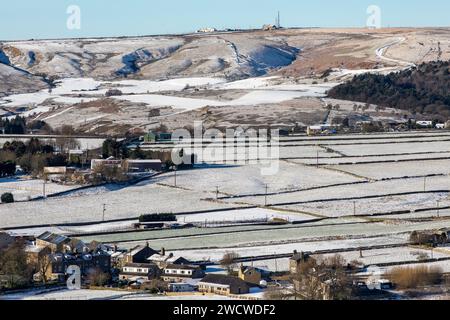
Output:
top-left (319, 247), bottom-right (450, 267)
top-left (282, 192), bottom-right (450, 218)
top-left (0, 181), bottom-right (243, 228)
top-left (177, 207), bottom-right (314, 224)
top-left (158, 162), bottom-right (363, 196)
top-left (330, 159), bottom-right (450, 180)
top-left (0, 177), bottom-right (79, 201)
top-left (171, 235), bottom-right (409, 262)
top-left (113, 219), bottom-right (450, 251)
top-left (225, 175), bottom-right (450, 209)
top-left (329, 141), bottom-right (450, 157)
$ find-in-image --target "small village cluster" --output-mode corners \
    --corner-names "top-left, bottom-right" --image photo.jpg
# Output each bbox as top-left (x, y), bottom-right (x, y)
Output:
top-left (0, 231), bottom-right (276, 298)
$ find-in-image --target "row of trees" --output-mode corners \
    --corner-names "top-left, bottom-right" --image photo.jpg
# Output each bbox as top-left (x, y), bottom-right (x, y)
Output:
top-left (328, 60), bottom-right (450, 118)
top-left (0, 117), bottom-right (27, 134)
top-left (0, 117), bottom-right (54, 135)
top-left (0, 241), bottom-right (33, 289)
top-left (1, 138), bottom-right (67, 176)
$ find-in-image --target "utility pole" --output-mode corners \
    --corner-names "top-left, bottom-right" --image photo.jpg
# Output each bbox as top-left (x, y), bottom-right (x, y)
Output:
top-left (43, 180), bottom-right (46, 199)
top-left (316, 150), bottom-right (319, 168)
top-left (437, 200), bottom-right (441, 218)
top-left (274, 254), bottom-right (278, 273)
top-left (216, 186), bottom-right (219, 200)
top-left (353, 201), bottom-right (356, 216)
top-left (102, 204), bottom-right (106, 222)
top-left (264, 184), bottom-right (269, 206)
top-left (173, 167), bottom-right (177, 187)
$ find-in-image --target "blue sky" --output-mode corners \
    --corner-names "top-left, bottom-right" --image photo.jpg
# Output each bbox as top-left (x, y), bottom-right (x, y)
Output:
top-left (1, 0), bottom-right (449, 40)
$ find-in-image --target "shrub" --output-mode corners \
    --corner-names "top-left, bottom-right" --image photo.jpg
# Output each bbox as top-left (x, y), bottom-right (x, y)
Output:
top-left (139, 213), bottom-right (176, 223)
top-left (1, 192), bottom-right (14, 204)
top-left (388, 266), bottom-right (443, 289)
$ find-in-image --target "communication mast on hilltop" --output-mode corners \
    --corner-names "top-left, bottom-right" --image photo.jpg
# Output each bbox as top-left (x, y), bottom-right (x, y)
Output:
top-left (276, 11), bottom-right (281, 29)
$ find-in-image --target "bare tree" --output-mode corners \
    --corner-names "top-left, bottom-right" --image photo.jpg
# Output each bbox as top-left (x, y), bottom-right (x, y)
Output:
top-left (36, 254), bottom-right (52, 284)
top-left (220, 252), bottom-right (240, 275)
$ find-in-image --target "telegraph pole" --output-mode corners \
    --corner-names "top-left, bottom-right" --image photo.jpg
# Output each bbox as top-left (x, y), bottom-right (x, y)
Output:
top-left (316, 150), bottom-right (319, 168)
top-left (437, 200), bottom-right (441, 218)
top-left (43, 180), bottom-right (46, 199)
top-left (102, 204), bottom-right (106, 222)
top-left (264, 184), bottom-right (269, 206)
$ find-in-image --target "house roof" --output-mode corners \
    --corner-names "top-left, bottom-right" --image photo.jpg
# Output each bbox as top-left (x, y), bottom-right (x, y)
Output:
top-left (124, 263), bottom-right (158, 269)
top-left (128, 245), bottom-right (156, 256)
top-left (165, 264), bottom-right (199, 271)
top-left (199, 274), bottom-right (248, 287)
top-left (37, 232), bottom-right (70, 245)
top-left (148, 253), bottom-right (187, 263)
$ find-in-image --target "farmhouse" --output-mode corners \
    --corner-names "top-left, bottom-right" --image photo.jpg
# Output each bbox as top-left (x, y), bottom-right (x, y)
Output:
top-left (90, 157), bottom-right (122, 170)
top-left (198, 274), bottom-right (250, 295)
top-left (125, 159), bottom-right (162, 172)
top-left (162, 264), bottom-right (205, 283)
top-left (238, 266), bottom-right (262, 285)
top-left (124, 244), bottom-right (158, 264)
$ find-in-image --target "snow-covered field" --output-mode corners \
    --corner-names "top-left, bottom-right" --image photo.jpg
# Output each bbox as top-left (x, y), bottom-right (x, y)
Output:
top-left (282, 192), bottom-right (450, 218)
top-left (319, 247), bottom-right (450, 267)
top-left (0, 76), bottom-right (335, 117)
top-left (1, 289), bottom-right (234, 301)
top-left (329, 141), bottom-right (450, 157)
top-left (224, 175), bottom-right (450, 210)
top-left (291, 153), bottom-right (450, 166)
top-left (113, 219), bottom-right (450, 251)
top-left (157, 162), bottom-right (362, 196)
top-left (330, 160), bottom-right (450, 180)
top-left (171, 235), bottom-right (409, 262)
top-left (177, 207), bottom-right (314, 224)
top-left (0, 181), bottom-right (243, 228)
top-left (0, 177), bottom-right (79, 201)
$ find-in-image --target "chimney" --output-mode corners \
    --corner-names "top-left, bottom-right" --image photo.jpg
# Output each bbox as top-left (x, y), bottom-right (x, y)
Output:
top-left (146, 241), bottom-right (149, 248)
top-left (161, 247), bottom-right (166, 256)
